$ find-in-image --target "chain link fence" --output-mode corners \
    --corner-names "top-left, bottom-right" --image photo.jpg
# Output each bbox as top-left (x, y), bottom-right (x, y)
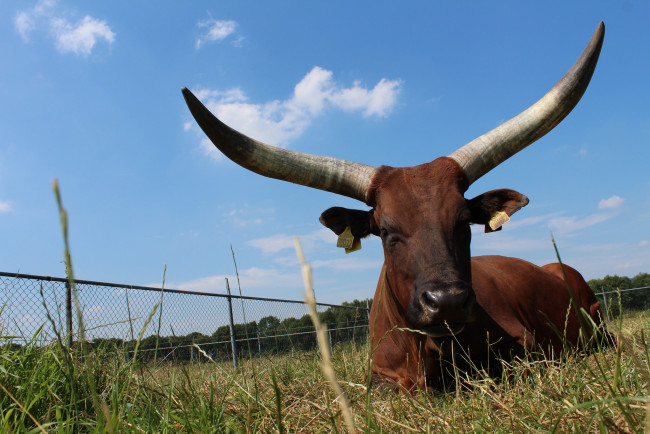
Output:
top-left (597, 286), bottom-right (650, 319)
top-left (4, 271), bottom-right (647, 364)
top-left (0, 272), bottom-right (370, 363)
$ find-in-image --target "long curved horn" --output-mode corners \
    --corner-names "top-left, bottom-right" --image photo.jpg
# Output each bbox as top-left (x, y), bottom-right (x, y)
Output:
top-left (448, 22), bottom-right (604, 185)
top-left (182, 88), bottom-right (376, 202)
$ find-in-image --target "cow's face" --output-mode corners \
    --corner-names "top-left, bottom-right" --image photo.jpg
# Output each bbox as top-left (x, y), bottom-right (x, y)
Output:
top-left (320, 157), bottom-right (528, 337)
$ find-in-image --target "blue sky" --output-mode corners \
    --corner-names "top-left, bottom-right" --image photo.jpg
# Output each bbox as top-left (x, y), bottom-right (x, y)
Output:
top-left (2, 1), bottom-right (649, 305)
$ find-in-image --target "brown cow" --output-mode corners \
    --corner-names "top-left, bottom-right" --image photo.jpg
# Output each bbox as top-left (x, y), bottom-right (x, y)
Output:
top-left (182, 23), bottom-right (611, 390)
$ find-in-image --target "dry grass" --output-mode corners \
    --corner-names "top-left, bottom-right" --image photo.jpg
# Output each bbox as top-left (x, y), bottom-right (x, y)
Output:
top-left (1, 306), bottom-right (649, 432)
top-left (1, 183), bottom-right (647, 431)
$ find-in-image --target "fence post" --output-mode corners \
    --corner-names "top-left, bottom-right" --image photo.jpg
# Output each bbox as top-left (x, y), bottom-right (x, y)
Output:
top-left (225, 278), bottom-right (238, 369)
top-left (601, 286), bottom-right (611, 320)
top-left (328, 328), bottom-right (333, 354)
top-left (257, 331), bottom-right (262, 359)
top-left (65, 279), bottom-right (73, 348)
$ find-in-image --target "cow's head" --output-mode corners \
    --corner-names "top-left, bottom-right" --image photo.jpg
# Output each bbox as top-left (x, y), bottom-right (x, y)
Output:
top-left (182, 23), bottom-right (603, 337)
top-left (318, 159), bottom-right (529, 335)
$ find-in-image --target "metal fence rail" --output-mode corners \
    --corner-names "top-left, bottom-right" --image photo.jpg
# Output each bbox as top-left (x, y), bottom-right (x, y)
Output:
top-left (597, 285), bottom-right (650, 319)
top-left (0, 272), bottom-right (370, 361)
top-left (3, 270), bottom-right (646, 363)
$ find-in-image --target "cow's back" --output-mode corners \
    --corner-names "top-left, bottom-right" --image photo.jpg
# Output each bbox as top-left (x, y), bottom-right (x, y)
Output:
top-left (467, 256), bottom-right (608, 357)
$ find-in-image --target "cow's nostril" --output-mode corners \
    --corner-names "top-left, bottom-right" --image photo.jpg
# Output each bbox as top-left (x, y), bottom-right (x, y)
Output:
top-left (423, 291), bottom-right (440, 312)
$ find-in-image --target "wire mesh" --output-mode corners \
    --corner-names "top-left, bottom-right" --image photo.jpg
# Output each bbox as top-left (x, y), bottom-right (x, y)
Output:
top-left (0, 271), bottom-right (370, 362)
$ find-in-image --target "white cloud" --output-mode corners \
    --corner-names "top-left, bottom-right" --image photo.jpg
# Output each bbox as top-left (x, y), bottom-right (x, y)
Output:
top-left (640, 240), bottom-right (649, 247)
top-left (615, 263), bottom-right (637, 270)
top-left (222, 206), bottom-right (272, 227)
top-left (175, 267), bottom-right (301, 292)
top-left (247, 228), bottom-right (335, 254)
top-left (196, 18), bottom-right (239, 49)
top-left (547, 212), bottom-right (615, 235)
top-left (0, 200), bottom-right (12, 213)
top-left (247, 234), bottom-right (296, 254)
top-left (186, 67), bottom-right (401, 153)
top-left (14, 1), bottom-right (114, 57)
top-left (52, 16), bottom-right (115, 57)
top-left (598, 195), bottom-right (625, 210)
top-left (199, 137), bottom-right (224, 162)
top-left (15, 11), bottom-right (36, 41)
top-left (330, 78), bottom-right (401, 117)
top-left (311, 257), bottom-right (383, 271)
top-left (14, 0), bottom-right (56, 42)
top-left (472, 234), bottom-right (552, 252)
top-left (502, 212), bottom-right (564, 231)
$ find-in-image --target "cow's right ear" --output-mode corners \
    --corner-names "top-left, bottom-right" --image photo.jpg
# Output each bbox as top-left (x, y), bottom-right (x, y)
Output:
top-left (319, 207), bottom-right (378, 238)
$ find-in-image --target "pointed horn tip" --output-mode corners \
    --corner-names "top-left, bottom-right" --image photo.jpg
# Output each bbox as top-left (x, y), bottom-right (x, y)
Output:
top-left (181, 87), bottom-right (193, 99)
top-left (595, 21), bottom-right (605, 39)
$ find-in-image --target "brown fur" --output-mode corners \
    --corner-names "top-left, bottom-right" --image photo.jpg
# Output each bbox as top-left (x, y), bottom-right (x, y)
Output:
top-left (321, 157), bottom-right (611, 391)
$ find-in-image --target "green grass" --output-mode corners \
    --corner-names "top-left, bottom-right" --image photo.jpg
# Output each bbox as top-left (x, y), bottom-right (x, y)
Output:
top-left (1, 311), bottom-right (649, 432)
top-left (1, 181), bottom-right (647, 432)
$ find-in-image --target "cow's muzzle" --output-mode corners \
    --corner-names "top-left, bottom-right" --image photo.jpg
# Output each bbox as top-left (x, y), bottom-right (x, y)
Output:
top-left (412, 285), bottom-right (476, 337)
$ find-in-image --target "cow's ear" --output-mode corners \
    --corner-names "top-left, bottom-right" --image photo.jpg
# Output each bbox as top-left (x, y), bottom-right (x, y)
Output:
top-left (319, 207), bottom-right (377, 238)
top-left (467, 189), bottom-right (529, 232)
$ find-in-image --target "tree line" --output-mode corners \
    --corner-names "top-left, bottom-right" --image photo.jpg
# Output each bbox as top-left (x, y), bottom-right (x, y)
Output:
top-left (86, 299), bottom-right (372, 363)
top-left (587, 272), bottom-right (650, 317)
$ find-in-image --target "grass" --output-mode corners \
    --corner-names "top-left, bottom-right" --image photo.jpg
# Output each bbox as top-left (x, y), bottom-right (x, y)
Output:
top-left (0, 181), bottom-right (648, 432)
top-left (1, 315), bottom-right (649, 432)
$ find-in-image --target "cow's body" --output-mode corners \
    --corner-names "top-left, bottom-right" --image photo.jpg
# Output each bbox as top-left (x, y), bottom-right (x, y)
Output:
top-left (183, 23), bottom-right (609, 393)
top-left (370, 256), bottom-right (607, 390)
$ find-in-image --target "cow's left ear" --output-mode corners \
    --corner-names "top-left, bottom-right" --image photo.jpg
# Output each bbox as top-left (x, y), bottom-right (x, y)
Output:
top-left (467, 189), bottom-right (529, 232)
top-left (319, 207), bottom-right (377, 238)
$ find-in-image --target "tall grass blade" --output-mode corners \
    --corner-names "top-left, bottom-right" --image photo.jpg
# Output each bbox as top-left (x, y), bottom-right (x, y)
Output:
top-left (294, 236), bottom-right (356, 432)
top-left (52, 179), bottom-right (105, 428)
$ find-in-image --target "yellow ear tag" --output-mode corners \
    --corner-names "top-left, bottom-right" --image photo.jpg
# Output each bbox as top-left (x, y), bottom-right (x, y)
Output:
top-left (345, 237), bottom-right (362, 254)
top-left (337, 226), bottom-right (362, 254)
top-left (488, 210), bottom-right (510, 231)
top-left (337, 226), bottom-right (355, 249)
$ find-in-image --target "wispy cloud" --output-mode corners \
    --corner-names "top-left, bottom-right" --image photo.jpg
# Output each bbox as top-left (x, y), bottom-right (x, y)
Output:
top-left (247, 228), bottom-right (335, 254)
top-left (502, 212), bottom-right (564, 231)
top-left (222, 206), bottom-right (274, 227)
top-left (186, 66), bottom-right (401, 160)
top-left (598, 195), bottom-right (625, 210)
top-left (472, 234), bottom-right (552, 252)
top-left (174, 267), bottom-right (302, 293)
top-left (0, 200), bottom-right (12, 213)
top-left (311, 257), bottom-right (383, 271)
top-left (196, 18), bottom-right (240, 49)
top-left (14, 0), bottom-right (114, 57)
top-left (14, 0), bottom-right (55, 42)
top-left (548, 212), bottom-right (616, 235)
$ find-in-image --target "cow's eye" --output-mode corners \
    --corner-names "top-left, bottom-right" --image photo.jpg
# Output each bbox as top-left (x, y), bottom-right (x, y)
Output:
top-left (381, 228), bottom-right (404, 248)
top-left (386, 234), bottom-right (402, 247)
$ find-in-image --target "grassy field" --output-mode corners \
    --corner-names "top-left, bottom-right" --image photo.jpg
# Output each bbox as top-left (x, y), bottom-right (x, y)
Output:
top-left (2, 182), bottom-right (647, 432)
top-left (1, 307), bottom-right (649, 432)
